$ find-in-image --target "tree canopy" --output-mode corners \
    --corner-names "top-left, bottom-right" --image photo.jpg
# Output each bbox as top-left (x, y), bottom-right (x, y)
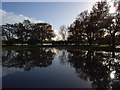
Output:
top-left (2, 20), bottom-right (55, 45)
top-left (68, 1), bottom-right (120, 47)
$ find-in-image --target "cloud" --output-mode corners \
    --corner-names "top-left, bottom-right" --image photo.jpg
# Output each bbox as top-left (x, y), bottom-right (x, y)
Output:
top-left (0, 9), bottom-right (42, 25)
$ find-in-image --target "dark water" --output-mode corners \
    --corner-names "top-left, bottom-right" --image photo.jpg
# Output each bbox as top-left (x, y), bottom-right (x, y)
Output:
top-left (2, 48), bottom-right (120, 89)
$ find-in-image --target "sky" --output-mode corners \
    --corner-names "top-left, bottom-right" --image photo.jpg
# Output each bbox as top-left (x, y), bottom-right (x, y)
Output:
top-left (1, 2), bottom-right (95, 30)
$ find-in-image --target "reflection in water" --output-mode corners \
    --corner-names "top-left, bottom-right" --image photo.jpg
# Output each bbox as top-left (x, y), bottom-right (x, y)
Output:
top-left (2, 48), bottom-right (55, 71)
top-left (57, 50), bottom-right (69, 65)
top-left (2, 48), bottom-right (120, 89)
top-left (67, 49), bottom-right (120, 89)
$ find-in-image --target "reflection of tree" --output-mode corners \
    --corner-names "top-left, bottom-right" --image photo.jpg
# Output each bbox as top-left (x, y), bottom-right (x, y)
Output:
top-left (2, 48), bottom-right (55, 71)
top-left (57, 50), bottom-right (69, 65)
top-left (67, 49), bottom-right (120, 89)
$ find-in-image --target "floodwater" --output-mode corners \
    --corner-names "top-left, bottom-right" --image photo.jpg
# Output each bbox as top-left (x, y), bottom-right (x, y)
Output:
top-left (2, 48), bottom-right (120, 89)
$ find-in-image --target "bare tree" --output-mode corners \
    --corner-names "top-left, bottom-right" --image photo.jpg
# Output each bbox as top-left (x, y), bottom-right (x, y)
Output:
top-left (59, 25), bottom-right (67, 41)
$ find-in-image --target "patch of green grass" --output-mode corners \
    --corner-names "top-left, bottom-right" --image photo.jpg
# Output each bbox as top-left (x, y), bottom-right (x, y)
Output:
top-left (98, 45), bottom-right (110, 47)
top-left (2, 44), bottom-right (7, 45)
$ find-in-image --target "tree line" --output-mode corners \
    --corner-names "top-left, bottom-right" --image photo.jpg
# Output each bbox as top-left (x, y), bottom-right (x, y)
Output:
top-left (2, 20), bottom-right (55, 45)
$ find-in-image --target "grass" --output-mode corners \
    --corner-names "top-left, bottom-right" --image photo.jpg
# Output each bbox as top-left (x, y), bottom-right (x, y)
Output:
top-left (98, 45), bottom-right (110, 47)
top-left (2, 44), bottom-right (7, 45)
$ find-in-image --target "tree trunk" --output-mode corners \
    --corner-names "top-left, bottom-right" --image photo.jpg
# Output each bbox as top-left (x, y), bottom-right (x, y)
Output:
top-left (40, 39), bottom-right (43, 46)
top-left (112, 33), bottom-right (115, 50)
top-left (88, 33), bottom-right (93, 46)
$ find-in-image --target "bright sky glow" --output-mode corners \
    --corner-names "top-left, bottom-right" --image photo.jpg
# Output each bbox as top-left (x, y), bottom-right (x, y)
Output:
top-left (110, 71), bottom-right (116, 79)
top-left (108, 0), bottom-right (119, 13)
top-left (109, 6), bottom-right (117, 13)
top-left (109, 2), bottom-right (118, 14)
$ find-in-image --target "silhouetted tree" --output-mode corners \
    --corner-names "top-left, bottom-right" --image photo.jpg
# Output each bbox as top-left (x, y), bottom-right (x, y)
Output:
top-left (68, 1), bottom-right (110, 46)
top-left (106, 1), bottom-right (120, 49)
top-left (68, 18), bottom-right (87, 45)
top-left (85, 1), bottom-right (110, 45)
top-left (59, 25), bottom-right (68, 41)
top-left (30, 23), bottom-right (55, 45)
top-left (2, 24), bottom-right (16, 45)
top-left (2, 20), bottom-right (55, 45)
top-left (14, 23), bottom-right (27, 45)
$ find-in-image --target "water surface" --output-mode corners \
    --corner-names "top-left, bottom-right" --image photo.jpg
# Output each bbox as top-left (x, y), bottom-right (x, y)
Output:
top-left (2, 48), bottom-right (120, 89)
